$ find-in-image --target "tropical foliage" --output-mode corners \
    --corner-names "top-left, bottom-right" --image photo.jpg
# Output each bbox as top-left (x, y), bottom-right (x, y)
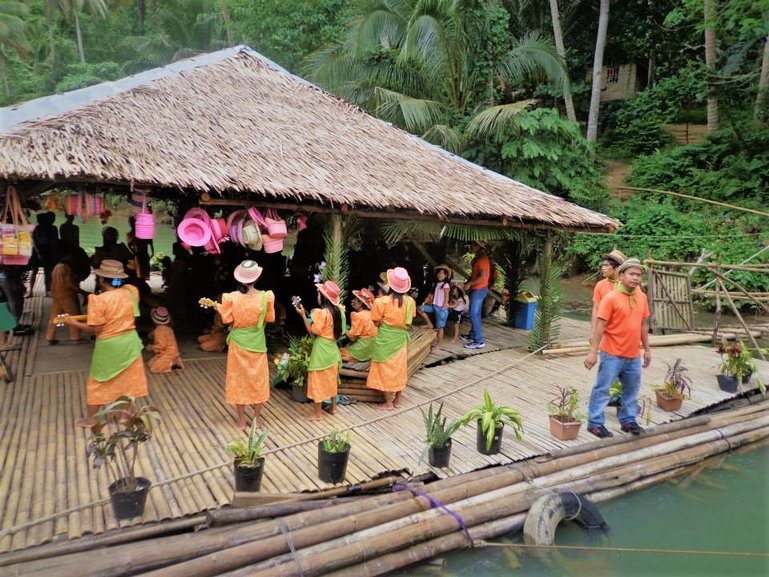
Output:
top-left (225, 421), bottom-right (269, 468)
top-left (460, 389), bottom-right (524, 451)
top-left (421, 402), bottom-right (461, 449)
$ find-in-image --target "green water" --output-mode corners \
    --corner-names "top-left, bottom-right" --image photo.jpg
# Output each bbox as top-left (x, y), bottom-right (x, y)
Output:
top-left (394, 446), bottom-right (769, 577)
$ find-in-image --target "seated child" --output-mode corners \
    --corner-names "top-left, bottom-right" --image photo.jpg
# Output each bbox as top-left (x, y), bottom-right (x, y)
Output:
top-left (146, 306), bottom-right (184, 373)
top-left (447, 283), bottom-right (467, 343)
top-left (198, 310), bottom-right (227, 352)
top-left (417, 264), bottom-right (451, 349)
top-left (341, 288), bottom-right (377, 362)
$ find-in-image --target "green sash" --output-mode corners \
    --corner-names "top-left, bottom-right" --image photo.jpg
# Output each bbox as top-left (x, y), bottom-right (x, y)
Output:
top-left (227, 291), bottom-right (268, 352)
top-left (90, 331), bottom-right (143, 382)
top-left (308, 306), bottom-right (344, 371)
top-left (371, 299), bottom-right (413, 363)
top-left (347, 336), bottom-right (376, 362)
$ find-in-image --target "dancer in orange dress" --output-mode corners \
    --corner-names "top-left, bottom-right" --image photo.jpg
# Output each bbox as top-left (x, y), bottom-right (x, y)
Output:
top-left (63, 259), bottom-right (148, 428)
top-left (366, 267), bottom-right (416, 410)
top-left (146, 306), bottom-right (184, 374)
top-left (211, 260), bottom-right (275, 429)
top-left (294, 280), bottom-right (344, 421)
top-left (46, 253), bottom-right (83, 344)
top-left (341, 287), bottom-right (377, 362)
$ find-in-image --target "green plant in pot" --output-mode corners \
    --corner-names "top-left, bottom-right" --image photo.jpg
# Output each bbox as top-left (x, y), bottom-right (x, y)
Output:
top-left (225, 422), bottom-right (269, 492)
top-left (85, 395), bottom-right (161, 520)
top-left (461, 390), bottom-right (524, 455)
top-left (654, 358), bottom-right (692, 412)
top-left (547, 386), bottom-right (584, 441)
top-left (717, 341), bottom-right (765, 394)
top-left (318, 428), bottom-right (350, 484)
top-left (421, 402), bottom-right (461, 468)
top-left (275, 335), bottom-right (314, 402)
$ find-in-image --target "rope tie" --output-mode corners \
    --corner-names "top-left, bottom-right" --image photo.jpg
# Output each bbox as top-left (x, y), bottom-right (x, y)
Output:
top-left (562, 490), bottom-right (583, 522)
top-left (277, 518), bottom-right (305, 577)
top-left (394, 484), bottom-right (474, 546)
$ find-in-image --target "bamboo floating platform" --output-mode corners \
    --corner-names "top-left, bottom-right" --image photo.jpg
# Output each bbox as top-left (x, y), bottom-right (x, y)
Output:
top-left (1, 277), bottom-right (767, 557)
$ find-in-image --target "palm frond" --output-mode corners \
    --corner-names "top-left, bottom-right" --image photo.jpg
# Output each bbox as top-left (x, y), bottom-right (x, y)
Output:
top-left (380, 220), bottom-right (520, 244)
top-left (322, 215), bottom-right (360, 296)
top-left (421, 123), bottom-right (464, 153)
top-left (464, 99), bottom-right (537, 140)
top-left (374, 87), bottom-right (444, 132)
top-left (529, 260), bottom-right (561, 351)
top-left (497, 31), bottom-right (567, 90)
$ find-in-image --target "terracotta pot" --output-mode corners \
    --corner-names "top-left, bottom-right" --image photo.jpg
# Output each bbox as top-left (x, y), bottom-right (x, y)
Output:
top-left (655, 389), bottom-right (683, 411)
top-left (548, 416), bottom-right (582, 440)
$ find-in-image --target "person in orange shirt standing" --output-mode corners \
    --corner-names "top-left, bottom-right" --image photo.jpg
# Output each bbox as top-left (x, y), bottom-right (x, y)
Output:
top-left (212, 260), bottom-right (275, 430)
top-left (341, 287), bottom-right (377, 362)
top-left (146, 306), bottom-right (184, 373)
top-left (294, 280), bottom-right (344, 421)
top-left (462, 242), bottom-right (491, 349)
top-left (366, 267), bottom-right (416, 410)
top-left (590, 249), bottom-right (627, 339)
top-left (584, 259), bottom-right (651, 438)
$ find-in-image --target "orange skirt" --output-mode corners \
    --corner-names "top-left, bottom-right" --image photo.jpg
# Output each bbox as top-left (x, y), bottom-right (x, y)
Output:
top-left (86, 356), bottom-right (148, 405)
top-left (366, 345), bottom-right (408, 392)
top-left (148, 354), bottom-right (176, 374)
top-left (307, 366), bottom-right (338, 402)
top-left (225, 344), bottom-right (270, 404)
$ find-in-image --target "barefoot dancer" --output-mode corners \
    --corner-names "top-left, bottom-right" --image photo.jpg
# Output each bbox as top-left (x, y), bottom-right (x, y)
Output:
top-left (340, 287), bottom-right (377, 362)
top-left (366, 267), bottom-right (415, 410)
top-left (294, 280), bottom-right (344, 421)
top-left (64, 260), bottom-right (148, 428)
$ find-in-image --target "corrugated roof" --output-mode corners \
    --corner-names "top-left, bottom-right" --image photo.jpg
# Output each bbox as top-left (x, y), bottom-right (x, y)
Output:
top-left (0, 46), bottom-right (619, 232)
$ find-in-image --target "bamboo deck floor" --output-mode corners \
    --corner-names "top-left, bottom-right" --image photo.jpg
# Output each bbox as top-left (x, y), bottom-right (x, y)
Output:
top-left (1, 279), bottom-right (765, 553)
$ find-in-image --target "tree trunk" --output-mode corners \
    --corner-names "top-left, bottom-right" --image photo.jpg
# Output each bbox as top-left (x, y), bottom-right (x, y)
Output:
top-left (221, 3), bottom-right (234, 46)
top-left (75, 11), bottom-right (86, 64)
top-left (137, 0), bottom-right (145, 34)
top-left (46, 0), bottom-right (56, 76)
top-left (704, 0), bottom-right (718, 132)
top-left (548, 0), bottom-right (576, 123)
top-left (755, 29), bottom-right (769, 125)
top-left (586, 0), bottom-right (610, 142)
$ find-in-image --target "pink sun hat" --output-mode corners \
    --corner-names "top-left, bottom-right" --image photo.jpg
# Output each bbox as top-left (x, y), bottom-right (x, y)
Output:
top-left (316, 280), bottom-right (341, 305)
top-left (234, 260), bottom-right (263, 284)
top-left (387, 267), bottom-right (411, 294)
top-left (209, 217), bottom-right (228, 242)
top-left (177, 218), bottom-right (212, 247)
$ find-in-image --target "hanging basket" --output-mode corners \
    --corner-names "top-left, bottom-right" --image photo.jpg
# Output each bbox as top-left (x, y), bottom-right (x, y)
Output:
top-left (135, 213), bottom-right (155, 240)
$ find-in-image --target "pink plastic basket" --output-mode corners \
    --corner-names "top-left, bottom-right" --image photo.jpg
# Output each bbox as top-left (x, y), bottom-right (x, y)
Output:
top-left (135, 212), bottom-right (155, 240)
top-left (262, 234), bottom-right (284, 254)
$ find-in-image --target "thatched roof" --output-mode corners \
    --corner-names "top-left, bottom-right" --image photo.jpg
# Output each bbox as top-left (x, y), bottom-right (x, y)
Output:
top-left (0, 46), bottom-right (619, 232)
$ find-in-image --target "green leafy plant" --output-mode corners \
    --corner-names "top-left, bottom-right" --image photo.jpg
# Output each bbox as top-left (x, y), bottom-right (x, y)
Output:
top-left (321, 428), bottom-right (350, 453)
top-left (274, 335), bottom-right (314, 387)
top-left (225, 421), bottom-right (269, 468)
top-left (528, 262), bottom-right (561, 351)
top-left (547, 386), bottom-right (584, 423)
top-left (85, 396), bottom-right (161, 493)
top-left (421, 402), bottom-right (461, 449)
top-left (461, 390), bottom-right (524, 451)
top-left (718, 341), bottom-right (756, 379)
top-left (655, 358), bottom-right (693, 399)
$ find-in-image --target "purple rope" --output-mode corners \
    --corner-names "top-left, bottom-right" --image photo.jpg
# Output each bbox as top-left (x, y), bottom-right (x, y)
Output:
top-left (393, 484), bottom-right (474, 546)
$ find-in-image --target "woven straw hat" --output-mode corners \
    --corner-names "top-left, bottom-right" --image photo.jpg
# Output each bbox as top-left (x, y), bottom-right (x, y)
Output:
top-left (387, 267), bottom-right (411, 294)
top-left (93, 259), bottom-right (128, 279)
top-left (234, 260), bottom-right (263, 284)
top-left (316, 280), bottom-right (342, 305)
top-left (151, 306), bottom-right (170, 325)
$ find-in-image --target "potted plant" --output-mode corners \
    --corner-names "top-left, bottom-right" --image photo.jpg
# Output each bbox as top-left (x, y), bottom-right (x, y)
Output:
top-left (275, 335), bottom-right (314, 402)
top-left (717, 341), bottom-right (765, 394)
top-left (85, 396), bottom-right (161, 520)
top-left (421, 402), bottom-right (461, 467)
top-left (608, 379), bottom-right (622, 407)
top-left (225, 421), bottom-right (269, 492)
top-left (460, 390), bottom-right (524, 455)
top-left (547, 386), bottom-right (584, 441)
top-left (654, 358), bottom-right (692, 411)
top-left (318, 428), bottom-right (350, 483)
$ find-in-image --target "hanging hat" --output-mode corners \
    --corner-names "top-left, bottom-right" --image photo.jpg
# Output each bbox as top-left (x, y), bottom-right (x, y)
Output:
top-left (376, 271), bottom-right (390, 294)
top-left (151, 306), bottom-right (170, 325)
top-left (434, 264), bottom-right (452, 279)
top-left (387, 267), bottom-right (411, 294)
top-left (618, 258), bottom-right (646, 274)
top-left (316, 280), bottom-right (341, 305)
top-left (241, 220), bottom-right (263, 251)
top-left (352, 287), bottom-right (375, 309)
top-left (177, 218), bottom-right (212, 247)
top-left (234, 260), bottom-right (263, 284)
top-left (93, 259), bottom-right (128, 279)
top-left (600, 249), bottom-right (627, 268)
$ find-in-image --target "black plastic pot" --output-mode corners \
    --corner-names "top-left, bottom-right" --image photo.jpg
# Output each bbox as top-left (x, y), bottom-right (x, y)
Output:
top-left (428, 438), bottom-right (453, 468)
top-left (476, 421), bottom-right (503, 455)
top-left (234, 458), bottom-right (265, 492)
top-left (717, 374), bottom-right (739, 393)
top-left (290, 384), bottom-right (310, 403)
top-left (318, 442), bottom-right (350, 483)
top-left (109, 477), bottom-right (151, 520)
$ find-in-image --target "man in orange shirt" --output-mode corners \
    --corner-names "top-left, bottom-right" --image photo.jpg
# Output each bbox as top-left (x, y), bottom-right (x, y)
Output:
top-left (462, 242), bottom-right (491, 349)
top-left (591, 249), bottom-right (626, 338)
top-left (584, 259), bottom-right (651, 438)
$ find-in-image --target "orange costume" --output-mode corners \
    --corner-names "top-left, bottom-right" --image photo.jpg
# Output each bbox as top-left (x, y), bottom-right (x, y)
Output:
top-left (46, 261), bottom-right (81, 342)
top-left (147, 325), bottom-right (182, 374)
top-left (366, 294), bottom-right (415, 393)
top-left (198, 313), bottom-right (227, 352)
top-left (86, 285), bottom-right (148, 405)
top-left (307, 308), bottom-right (340, 402)
top-left (341, 309), bottom-right (377, 361)
top-left (219, 290), bottom-right (275, 405)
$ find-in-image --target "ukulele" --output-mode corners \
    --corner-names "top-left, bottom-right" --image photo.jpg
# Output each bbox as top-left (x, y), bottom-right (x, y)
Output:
top-left (50, 314), bottom-right (88, 327)
top-left (198, 297), bottom-right (220, 309)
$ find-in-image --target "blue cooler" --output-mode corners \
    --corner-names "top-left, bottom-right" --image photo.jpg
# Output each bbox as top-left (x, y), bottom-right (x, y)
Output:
top-left (513, 291), bottom-right (538, 330)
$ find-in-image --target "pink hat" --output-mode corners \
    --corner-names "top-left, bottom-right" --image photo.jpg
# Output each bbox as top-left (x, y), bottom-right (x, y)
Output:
top-left (316, 280), bottom-right (341, 305)
top-left (234, 260), bottom-right (263, 284)
top-left (387, 267), bottom-right (411, 294)
top-left (352, 287), bottom-right (375, 309)
top-left (151, 306), bottom-right (170, 325)
top-left (177, 218), bottom-right (211, 247)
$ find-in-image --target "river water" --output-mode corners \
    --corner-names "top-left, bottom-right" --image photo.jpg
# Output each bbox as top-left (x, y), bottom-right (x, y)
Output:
top-left (393, 445), bottom-right (769, 577)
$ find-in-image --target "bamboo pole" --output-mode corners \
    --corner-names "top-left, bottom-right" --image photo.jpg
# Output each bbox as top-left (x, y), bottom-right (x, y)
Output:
top-left (643, 259), bottom-right (769, 272)
top-left (715, 278), bottom-right (766, 361)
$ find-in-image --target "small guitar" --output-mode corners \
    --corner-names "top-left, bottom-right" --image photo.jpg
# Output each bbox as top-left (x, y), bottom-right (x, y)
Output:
top-left (198, 297), bottom-right (220, 309)
top-left (50, 314), bottom-right (88, 327)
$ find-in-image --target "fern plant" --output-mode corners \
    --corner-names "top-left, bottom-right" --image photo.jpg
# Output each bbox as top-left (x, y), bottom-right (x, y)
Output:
top-left (529, 261), bottom-right (561, 351)
top-left (322, 214), bottom-right (356, 296)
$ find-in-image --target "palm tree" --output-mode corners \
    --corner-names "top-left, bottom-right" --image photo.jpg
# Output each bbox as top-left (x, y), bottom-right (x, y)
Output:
top-left (44, 0), bottom-right (107, 71)
top-left (0, 1), bottom-right (30, 96)
top-left (586, 0), bottom-right (609, 142)
top-left (71, 0), bottom-right (108, 63)
top-left (304, 0), bottom-right (567, 152)
top-left (704, 0), bottom-right (718, 132)
top-left (547, 0), bottom-right (576, 122)
top-left (756, 29), bottom-right (769, 125)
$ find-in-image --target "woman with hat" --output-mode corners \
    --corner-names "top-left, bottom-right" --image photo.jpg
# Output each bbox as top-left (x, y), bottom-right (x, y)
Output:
top-left (417, 264), bottom-right (452, 350)
top-left (146, 306), bottom-right (184, 374)
top-left (210, 260), bottom-right (275, 430)
top-left (294, 280), bottom-right (345, 420)
top-left (341, 287), bottom-right (378, 362)
top-left (591, 249), bottom-right (627, 339)
top-left (366, 267), bottom-right (416, 410)
top-left (63, 259), bottom-right (148, 428)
